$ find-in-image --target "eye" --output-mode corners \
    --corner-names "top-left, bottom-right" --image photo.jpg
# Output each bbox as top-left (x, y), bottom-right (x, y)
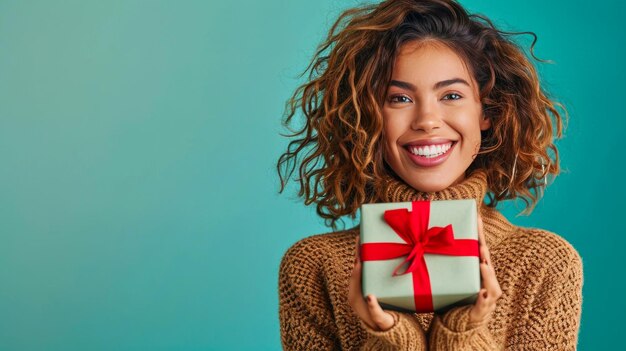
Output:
top-left (442, 93), bottom-right (462, 100)
top-left (388, 95), bottom-right (413, 104)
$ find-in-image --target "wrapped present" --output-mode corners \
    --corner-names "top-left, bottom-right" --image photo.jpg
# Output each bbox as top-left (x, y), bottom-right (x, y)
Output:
top-left (360, 199), bottom-right (480, 313)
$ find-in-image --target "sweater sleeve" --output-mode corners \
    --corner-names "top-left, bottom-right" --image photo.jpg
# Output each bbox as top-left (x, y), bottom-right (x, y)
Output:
top-left (427, 304), bottom-right (498, 350)
top-left (278, 240), bottom-right (341, 350)
top-left (429, 235), bottom-right (584, 350)
top-left (359, 311), bottom-right (428, 350)
top-left (508, 248), bottom-right (584, 350)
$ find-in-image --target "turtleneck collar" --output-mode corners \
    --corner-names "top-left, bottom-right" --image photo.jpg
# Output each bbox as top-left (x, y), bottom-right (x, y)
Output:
top-left (373, 169), bottom-right (514, 248)
top-left (379, 169), bottom-right (488, 208)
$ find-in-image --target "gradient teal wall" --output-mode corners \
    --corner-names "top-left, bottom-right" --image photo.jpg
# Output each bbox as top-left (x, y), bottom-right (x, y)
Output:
top-left (0, 0), bottom-right (623, 349)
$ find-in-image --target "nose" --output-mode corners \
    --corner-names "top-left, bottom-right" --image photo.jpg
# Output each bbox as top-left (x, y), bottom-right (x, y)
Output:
top-left (411, 102), bottom-right (442, 133)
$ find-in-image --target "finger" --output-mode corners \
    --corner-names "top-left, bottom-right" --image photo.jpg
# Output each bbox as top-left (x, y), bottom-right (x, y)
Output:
top-left (348, 236), bottom-right (378, 329)
top-left (476, 283), bottom-right (497, 316)
top-left (470, 288), bottom-right (490, 323)
top-left (348, 238), bottom-right (364, 301)
top-left (474, 287), bottom-right (488, 310)
top-left (480, 244), bottom-right (491, 268)
top-left (366, 294), bottom-right (395, 331)
top-left (480, 260), bottom-right (502, 301)
top-left (348, 251), bottom-right (362, 298)
top-left (477, 213), bottom-right (492, 265)
top-left (477, 213), bottom-right (485, 245)
top-left (348, 258), bottom-right (376, 328)
top-left (478, 257), bottom-right (487, 289)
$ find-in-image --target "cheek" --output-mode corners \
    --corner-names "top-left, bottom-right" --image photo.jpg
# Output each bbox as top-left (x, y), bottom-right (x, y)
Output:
top-left (382, 111), bottom-right (409, 143)
top-left (381, 119), bottom-right (402, 164)
top-left (455, 118), bottom-right (483, 154)
top-left (381, 125), bottom-right (395, 160)
top-left (382, 117), bottom-right (397, 145)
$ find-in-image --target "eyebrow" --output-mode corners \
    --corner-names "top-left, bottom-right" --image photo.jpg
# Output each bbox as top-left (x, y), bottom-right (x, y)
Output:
top-left (389, 78), bottom-right (471, 91)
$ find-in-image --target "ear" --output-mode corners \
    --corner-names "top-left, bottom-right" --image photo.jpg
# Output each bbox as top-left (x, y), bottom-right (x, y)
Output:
top-left (479, 115), bottom-right (491, 131)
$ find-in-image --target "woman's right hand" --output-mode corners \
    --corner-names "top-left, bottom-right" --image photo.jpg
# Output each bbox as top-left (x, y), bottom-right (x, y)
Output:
top-left (348, 235), bottom-right (396, 332)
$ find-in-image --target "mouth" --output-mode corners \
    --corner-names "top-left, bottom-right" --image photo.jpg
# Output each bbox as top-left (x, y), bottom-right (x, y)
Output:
top-left (403, 141), bottom-right (457, 167)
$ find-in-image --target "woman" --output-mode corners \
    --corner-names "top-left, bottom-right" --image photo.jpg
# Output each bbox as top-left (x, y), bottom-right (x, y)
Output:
top-left (276, 0), bottom-right (583, 350)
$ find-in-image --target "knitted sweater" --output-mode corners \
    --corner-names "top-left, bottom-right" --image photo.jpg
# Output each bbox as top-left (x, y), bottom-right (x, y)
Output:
top-left (278, 170), bottom-right (584, 350)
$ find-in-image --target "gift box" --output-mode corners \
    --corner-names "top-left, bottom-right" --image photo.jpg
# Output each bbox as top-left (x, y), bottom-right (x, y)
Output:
top-left (360, 199), bottom-right (480, 313)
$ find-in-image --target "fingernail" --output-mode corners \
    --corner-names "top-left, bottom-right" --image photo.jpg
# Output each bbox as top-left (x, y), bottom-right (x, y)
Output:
top-left (366, 295), bottom-right (372, 303)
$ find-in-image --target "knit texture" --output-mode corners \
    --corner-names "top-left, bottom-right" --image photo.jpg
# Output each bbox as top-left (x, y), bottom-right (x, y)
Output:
top-left (278, 170), bottom-right (584, 350)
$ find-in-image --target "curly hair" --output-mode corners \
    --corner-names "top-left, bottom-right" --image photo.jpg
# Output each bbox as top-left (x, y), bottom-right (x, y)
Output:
top-left (276, 0), bottom-right (565, 230)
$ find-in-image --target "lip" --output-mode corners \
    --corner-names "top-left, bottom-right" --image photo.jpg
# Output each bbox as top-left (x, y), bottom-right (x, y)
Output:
top-left (404, 141), bottom-right (457, 167)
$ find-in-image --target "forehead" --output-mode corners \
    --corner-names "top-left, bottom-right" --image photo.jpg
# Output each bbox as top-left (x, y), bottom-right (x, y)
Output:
top-left (392, 40), bottom-right (475, 86)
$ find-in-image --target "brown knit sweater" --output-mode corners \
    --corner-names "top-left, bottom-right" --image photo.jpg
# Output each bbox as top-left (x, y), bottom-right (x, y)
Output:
top-left (278, 170), bottom-right (583, 350)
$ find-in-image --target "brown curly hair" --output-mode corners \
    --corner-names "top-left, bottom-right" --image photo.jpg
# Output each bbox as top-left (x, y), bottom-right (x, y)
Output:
top-left (276, 0), bottom-right (565, 230)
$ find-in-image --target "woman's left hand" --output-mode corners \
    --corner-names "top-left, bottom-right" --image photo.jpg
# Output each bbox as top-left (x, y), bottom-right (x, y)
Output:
top-left (348, 236), bottom-right (396, 332)
top-left (468, 213), bottom-right (502, 324)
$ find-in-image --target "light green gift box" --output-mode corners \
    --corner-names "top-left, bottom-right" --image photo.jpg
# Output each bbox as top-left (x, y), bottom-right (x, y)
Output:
top-left (360, 199), bottom-right (481, 313)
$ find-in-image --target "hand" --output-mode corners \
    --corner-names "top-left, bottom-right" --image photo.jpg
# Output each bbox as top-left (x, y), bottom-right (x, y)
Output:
top-left (348, 236), bottom-right (396, 332)
top-left (468, 213), bottom-right (503, 324)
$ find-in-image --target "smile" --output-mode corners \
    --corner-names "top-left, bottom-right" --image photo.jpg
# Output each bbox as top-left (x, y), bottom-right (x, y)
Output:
top-left (404, 141), bottom-right (456, 167)
top-left (408, 142), bottom-right (453, 158)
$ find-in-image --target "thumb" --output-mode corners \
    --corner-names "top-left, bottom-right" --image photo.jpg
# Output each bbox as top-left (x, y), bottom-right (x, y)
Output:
top-left (366, 294), bottom-right (395, 331)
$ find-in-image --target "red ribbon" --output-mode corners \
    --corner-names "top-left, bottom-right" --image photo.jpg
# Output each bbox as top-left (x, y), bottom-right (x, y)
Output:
top-left (360, 200), bottom-right (479, 312)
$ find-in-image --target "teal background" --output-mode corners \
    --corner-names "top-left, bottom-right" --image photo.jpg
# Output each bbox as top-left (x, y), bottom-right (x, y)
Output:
top-left (0, 0), bottom-right (623, 349)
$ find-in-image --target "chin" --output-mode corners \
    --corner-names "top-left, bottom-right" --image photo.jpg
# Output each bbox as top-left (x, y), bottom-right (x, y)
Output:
top-left (406, 178), bottom-right (455, 193)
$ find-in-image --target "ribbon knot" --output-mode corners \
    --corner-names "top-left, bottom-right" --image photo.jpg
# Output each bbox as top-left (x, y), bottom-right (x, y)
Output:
top-left (384, 201), bottom-right (456, 276)
top-left (401, 244), bottom-right (424, 277)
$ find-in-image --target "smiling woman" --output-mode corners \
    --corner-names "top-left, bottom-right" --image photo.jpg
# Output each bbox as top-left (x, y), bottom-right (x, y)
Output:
top-left (275, 0), bottom-right (582, 350)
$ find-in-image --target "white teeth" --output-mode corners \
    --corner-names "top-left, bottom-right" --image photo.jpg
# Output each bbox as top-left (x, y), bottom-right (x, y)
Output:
top-left (408, 142), bottom-right (453, 158)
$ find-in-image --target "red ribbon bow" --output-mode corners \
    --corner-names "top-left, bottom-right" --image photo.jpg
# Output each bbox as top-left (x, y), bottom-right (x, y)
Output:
top-left (360, 200), bottom-right (479, 312)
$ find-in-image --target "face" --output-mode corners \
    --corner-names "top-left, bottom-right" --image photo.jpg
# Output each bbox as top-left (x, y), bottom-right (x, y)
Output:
top-left (382, 41), bottom-right (490, 192)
